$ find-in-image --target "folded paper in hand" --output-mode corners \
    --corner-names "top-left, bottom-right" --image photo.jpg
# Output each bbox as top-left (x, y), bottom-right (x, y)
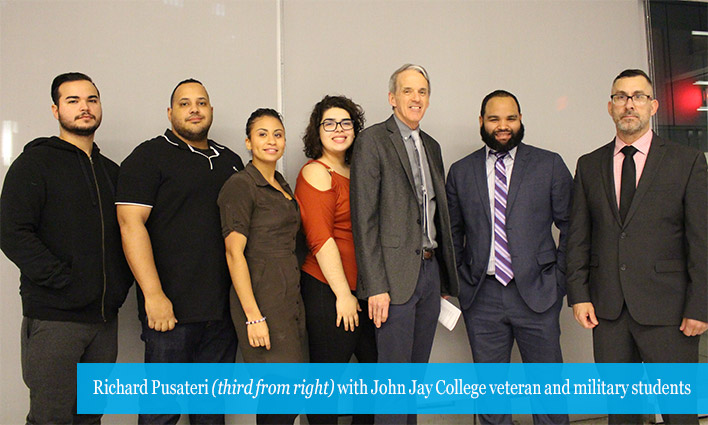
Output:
top-left (438, 297), bottom-right (461, 331)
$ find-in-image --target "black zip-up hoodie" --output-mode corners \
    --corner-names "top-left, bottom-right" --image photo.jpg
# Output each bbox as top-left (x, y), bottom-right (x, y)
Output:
top-left (0, 136), bottom-right (133, 322)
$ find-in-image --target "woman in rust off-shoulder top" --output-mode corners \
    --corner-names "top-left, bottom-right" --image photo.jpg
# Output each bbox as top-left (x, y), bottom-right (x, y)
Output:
top-left (295, 95), bottom-right (377, 425)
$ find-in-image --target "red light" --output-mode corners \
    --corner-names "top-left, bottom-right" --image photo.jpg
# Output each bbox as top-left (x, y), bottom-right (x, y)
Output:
top-left (673, 80), bottom-right (704, 125)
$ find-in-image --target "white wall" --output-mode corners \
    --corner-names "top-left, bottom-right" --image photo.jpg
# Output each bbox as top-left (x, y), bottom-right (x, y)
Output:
top-left (0, 1), bottom-right (648, 423)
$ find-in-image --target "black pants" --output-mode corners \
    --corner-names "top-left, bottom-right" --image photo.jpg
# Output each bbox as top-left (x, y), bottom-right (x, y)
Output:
top-left (594, 306), bottom-right (700, 425)
top-left (300, 272), bottom-right (377, 425)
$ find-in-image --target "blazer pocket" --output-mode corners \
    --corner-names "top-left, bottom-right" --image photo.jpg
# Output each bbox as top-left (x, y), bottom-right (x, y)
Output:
top-left (654, 259), bottom-right (686, 273)
top-left (381, 234), bottom-right (400, 248)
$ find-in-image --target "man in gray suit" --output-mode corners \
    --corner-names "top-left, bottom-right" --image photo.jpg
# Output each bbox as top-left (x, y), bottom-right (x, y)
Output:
top-left (567, 69), bottom-right (707, 425)
top-left (351, 63), bottom-right (459, 423)
top-left (446, 90), bottom-right (572, 425)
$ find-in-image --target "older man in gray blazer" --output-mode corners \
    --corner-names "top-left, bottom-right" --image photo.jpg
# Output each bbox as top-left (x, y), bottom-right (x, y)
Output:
top-left (446, 90), bottom-right (572, 425)
top-left (351, 64), bottom-right (458, 423)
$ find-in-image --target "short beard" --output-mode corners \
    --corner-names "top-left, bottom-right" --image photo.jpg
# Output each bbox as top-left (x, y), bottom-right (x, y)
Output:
top-left (58, 115), bottom-right (101, 137)
top-left (615, 114), bottom-right (648, 136)
top-left (174, 126), bottom-right (210, 142)
top-left (172, 116), bottom-right (212, 143)
top-left (480, 123), bottom-right (524, 152)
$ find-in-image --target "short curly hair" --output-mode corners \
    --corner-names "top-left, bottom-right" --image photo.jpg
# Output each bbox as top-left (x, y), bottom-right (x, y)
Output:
top-left (302, 95), bottom-right (365, 164)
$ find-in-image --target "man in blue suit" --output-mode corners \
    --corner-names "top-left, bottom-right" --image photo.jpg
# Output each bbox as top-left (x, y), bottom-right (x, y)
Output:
top-left (446, 90), bottom-right (572, 425)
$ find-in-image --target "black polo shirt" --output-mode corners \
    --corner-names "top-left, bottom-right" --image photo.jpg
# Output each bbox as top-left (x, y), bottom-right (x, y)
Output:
top-left (116, 129), bottom-right (244, 323)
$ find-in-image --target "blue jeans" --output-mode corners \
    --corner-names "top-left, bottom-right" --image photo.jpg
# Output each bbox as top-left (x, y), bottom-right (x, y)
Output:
top-left (138, 318), bottom-right (237, 425)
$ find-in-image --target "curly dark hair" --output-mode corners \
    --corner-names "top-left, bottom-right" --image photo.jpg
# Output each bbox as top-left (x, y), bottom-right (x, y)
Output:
top-left (302, 95), bottom-right (365, 164)
top-left (245, 108), bottom-right (283, 138)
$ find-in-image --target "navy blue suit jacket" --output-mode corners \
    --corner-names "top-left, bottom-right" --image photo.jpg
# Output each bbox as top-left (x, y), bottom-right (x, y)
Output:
top-left (446, 142), bottom-right (573, 312)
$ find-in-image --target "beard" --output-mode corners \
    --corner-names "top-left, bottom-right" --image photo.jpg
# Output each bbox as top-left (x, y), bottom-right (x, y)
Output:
top-left (58, 113), bottom-right (101, 137)
top-left (614, 112), bottom-right (648, 135)
top-left (480, 122), bottom-right (524, 152)
top-left (172, 115), bottom-right (212, 142)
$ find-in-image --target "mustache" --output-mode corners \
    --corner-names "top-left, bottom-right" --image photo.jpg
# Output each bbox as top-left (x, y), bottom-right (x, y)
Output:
top-left (75, 113), bottom-right (95, 120)
top-left (480, 123), bottom-right (525, 153)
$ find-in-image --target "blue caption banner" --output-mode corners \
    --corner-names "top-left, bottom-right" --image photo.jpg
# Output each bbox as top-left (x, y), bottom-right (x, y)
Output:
top-left (78, 363), bottom-right (708, 414)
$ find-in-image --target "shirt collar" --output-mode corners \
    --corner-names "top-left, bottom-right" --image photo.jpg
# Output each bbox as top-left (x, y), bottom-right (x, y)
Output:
top-left (162, 129), bottom-right (220, 156)
top-left (485, 145), bottom-right (517, 161)
top-left (244, 161), bottom-right (289, 190)
top-left (614, 130), bottom-right (653, 157)
top-left (392, 114), bottom-right (419, 141)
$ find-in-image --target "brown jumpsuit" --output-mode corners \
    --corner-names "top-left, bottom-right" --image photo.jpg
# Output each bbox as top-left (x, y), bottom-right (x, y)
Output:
top-left (218, 162), bottom-right (306, 363)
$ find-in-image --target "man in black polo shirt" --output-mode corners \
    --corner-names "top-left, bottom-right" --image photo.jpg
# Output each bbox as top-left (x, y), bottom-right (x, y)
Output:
top-left (116, 79), bottom-right (244, 425)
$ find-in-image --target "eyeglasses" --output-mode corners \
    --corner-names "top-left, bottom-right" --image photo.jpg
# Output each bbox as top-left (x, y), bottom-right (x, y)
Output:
top-left (610, 93), bottom-right (652, 106)
top-left (320, 119), bottom-right (354, 132)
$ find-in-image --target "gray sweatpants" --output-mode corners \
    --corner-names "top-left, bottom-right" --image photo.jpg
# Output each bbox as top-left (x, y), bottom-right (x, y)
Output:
top-left (21, 317), bottom-right (118, 425)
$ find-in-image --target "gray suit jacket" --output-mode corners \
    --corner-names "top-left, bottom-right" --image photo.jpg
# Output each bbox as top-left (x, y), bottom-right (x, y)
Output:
top-left (446, 143), bottom-right (573, 312)
top-left (350, 115), bottom-right (459, 304)
top-left (566, 133), bottom-right (707, 325)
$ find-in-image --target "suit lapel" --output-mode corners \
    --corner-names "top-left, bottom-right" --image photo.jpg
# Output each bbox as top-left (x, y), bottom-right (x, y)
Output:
top-left (600, 141), bottom-right (622, 226)
top-left (623, 133), bottom-right (666, 226)
top-left (385, 116), bottom-right (416, 193)
top-left (472, 147), bottom-right (491, 224)
top-left (506, 143), bottom-right (528, 215)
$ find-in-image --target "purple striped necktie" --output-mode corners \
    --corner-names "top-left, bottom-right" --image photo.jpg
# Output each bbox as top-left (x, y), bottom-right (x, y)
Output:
top-left (492, 151), bottom-right (514, 286)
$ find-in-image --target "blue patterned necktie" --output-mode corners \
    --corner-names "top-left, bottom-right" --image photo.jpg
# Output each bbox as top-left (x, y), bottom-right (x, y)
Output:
top-left (492, 151), bottom-right (514, 285)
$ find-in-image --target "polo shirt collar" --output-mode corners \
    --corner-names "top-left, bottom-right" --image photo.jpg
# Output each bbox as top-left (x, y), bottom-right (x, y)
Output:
top-left (162, 129), bottom-right (221, 157)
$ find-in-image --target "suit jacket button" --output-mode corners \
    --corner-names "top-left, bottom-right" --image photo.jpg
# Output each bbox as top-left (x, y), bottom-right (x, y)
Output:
top-left (416, 249), bottom-right (421, 255)
top-left (620, 264), bottom-right (627, 271)
top-left (417, 219), bottom-right (421, 224)
top-left (620, 232), bottom-right (627, 239)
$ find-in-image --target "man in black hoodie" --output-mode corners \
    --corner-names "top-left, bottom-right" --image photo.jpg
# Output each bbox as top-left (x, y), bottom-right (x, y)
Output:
top-left (0, 73), bottom-right (133, 424)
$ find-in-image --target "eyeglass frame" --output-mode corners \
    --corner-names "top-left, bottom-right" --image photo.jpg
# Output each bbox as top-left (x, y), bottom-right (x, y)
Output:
top-left (320, 119), bottom-right (354, 132)
top-left (610, 93), bottom-right (653, 106)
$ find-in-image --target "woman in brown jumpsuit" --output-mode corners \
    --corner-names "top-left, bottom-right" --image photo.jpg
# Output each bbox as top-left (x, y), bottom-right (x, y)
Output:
top-left (218, 108), bottom-right (305, 425)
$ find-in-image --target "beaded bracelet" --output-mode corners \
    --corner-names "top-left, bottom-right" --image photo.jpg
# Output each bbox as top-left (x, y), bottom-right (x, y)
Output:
top-left (246, 316), bottom-right (266, 325)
